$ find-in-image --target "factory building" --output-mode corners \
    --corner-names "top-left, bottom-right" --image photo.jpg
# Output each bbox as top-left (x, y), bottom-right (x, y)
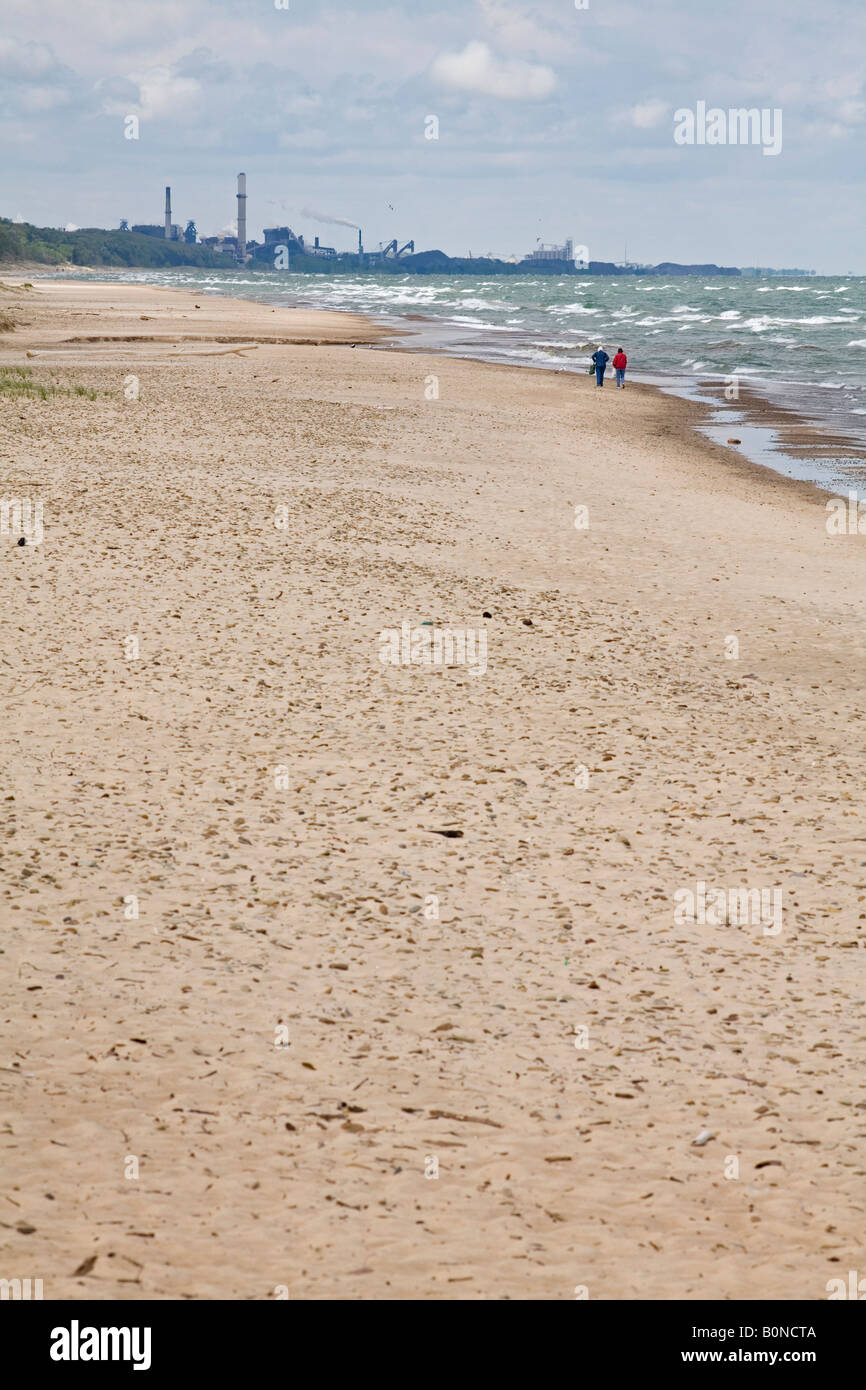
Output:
top-left (201, 235), bottom-right (238, 254)
top-left (257, 228), bottom-right (339, 260)
top-left (131, 223), bottom-right (181, 240)
top-left (260, 225), bottom-right (412, 263)
top-left (263, 226), bottom-right (295, 245)
top-left (262, 228), bottom-right (334, 256)
top-left (255, 227), bottom-right (305, 262)
top-left (522, 238), bottom-right (574, 265)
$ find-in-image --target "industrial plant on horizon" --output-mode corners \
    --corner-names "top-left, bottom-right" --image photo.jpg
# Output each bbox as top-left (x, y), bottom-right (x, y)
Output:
top-left (120, 174), bottom-right (589, 270)
top-left (110, 175), bottom-right (811, 276)
top-left (124, 174), bottom-right (418, 267)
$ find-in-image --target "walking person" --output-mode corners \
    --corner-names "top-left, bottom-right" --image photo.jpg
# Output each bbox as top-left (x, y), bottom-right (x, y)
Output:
top-left (591, 345), bottom-right (609, 387)
top-left (613, 347), bottom-right (627, 388)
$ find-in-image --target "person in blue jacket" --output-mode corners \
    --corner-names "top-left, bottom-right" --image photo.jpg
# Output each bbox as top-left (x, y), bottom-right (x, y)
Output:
top-left (591, 345), bottom-right (609, 387)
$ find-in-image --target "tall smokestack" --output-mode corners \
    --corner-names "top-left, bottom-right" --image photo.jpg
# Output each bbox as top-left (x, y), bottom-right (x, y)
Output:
top-left (236, 172), bottom-right (247, 262)
top-left (358, 229), bottom-right (362, 256)
top-left (165, 186), bottom-right (172, 239)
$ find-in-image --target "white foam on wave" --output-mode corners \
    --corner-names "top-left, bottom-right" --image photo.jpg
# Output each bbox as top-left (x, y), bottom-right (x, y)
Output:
top-left (635, 314), bottom-right (712, 327)
top-left (447, 316), bottom-right (512, 330)
top-left (455, 297), bottom-right (512, 310)
top-left (496, 347), bottom-right (574, 365)
top-left (742, 314), bottom-right (861, 332)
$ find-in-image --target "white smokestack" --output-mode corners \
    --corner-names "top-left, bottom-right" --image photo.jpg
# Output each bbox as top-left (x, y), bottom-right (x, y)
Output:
top-left (236, 172), bottom-right (247, 262)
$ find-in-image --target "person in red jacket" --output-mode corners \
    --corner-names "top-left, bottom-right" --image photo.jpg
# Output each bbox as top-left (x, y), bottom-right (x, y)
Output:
top-left (613, 348), bottom-right (627, 388)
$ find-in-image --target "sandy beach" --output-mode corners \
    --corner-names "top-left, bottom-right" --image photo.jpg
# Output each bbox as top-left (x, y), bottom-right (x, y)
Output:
top-left (2, 278), bottom-right (866, 1301)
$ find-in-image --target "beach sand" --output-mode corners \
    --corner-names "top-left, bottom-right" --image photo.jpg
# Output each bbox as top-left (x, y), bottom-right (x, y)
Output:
top-left (2, 279), bottom-right (866, 1300)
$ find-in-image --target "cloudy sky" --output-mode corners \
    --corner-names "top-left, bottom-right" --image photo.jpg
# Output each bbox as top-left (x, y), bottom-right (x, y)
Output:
top-left (1, 0), bottom-right (864, 271)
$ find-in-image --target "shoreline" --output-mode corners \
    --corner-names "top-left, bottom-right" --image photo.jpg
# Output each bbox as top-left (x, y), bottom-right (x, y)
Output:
top-left (1, 274), bottom-right (840, 509)
top-left (4, 278), bottom-right (866, 1300)
top-left (378, 315), bottom-right (866, 497)
top-left (20, 266), bottom-right (866, 497)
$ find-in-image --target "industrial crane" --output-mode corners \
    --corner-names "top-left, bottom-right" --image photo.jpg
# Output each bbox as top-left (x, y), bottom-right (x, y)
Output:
top-left (381, 239), bottom-right (415, 258)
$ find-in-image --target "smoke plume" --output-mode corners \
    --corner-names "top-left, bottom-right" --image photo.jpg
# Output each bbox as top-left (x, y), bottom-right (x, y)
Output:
top-left (300, 207), bottom-right (359, 230)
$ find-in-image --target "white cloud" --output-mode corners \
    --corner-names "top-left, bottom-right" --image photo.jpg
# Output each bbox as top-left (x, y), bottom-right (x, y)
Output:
top-left (478, 0), bottom-right (572, 60)
top-left (631, 99), bottom-right (669, 129)
top-left (818, 75), bottom-right (866, 128)
top-left (0, 37), bottom-right (58, 80)
top-left (343, 104), bottom-right (375, 123)
top-left (431, 40), bottom-right (555, 101)
top-left (823, 73), bottom-right (862, 101)
top-left (278, 129), bottom-right (330, 149)
top-left (280, 93), bottom-right (321, 118)
top-left (836, 96), bottom-right (866, 125)
top-left (128, 66), bottom-right (202, 120)
top-left (19, 85), bottom-right (70, 112)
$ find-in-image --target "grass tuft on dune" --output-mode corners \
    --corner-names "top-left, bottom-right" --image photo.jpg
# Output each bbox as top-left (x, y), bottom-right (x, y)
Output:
top-left (0, 365), bottom-right (98, 399)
